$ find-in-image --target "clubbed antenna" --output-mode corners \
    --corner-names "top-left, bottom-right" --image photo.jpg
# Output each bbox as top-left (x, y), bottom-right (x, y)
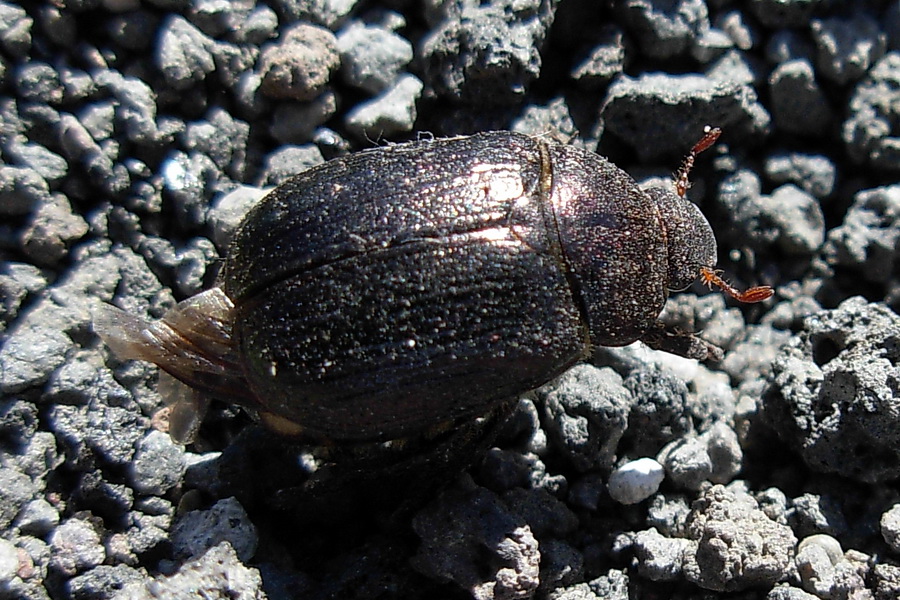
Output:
top-left (700, 267), bottom-right (773, 303)
top-left (675, 126), bottom-right (721, 198)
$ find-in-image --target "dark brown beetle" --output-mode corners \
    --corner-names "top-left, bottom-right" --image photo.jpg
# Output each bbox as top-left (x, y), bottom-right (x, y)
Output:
top-left (95, 128), bottom-right (770, 445)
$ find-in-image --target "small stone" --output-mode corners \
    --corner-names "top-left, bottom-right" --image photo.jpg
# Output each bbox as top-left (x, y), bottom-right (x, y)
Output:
top-left (881, 504), bottom-right (900, 553)
top-left (112, 542), bottom-right (264, 600)
top-left (768, 59), bottom-right (836, 136)
top-left (0, 2), bottom-right (32, 57)
top-left (258, 23), bottom-right (339, 101)
top-left (171, 497), bottom-right (258, 562)
top-left (811, 14), bottom-right (886, 85)
top-left (337, 22), bottom-right (413, 94)
top-left (608, 458), bottom-right (665, 505)
top-left (21, 193), bottom-right (90, 265)
top-left (49, 517), bottom-right (106, 577)
top-left (344, 73), bottom-right (423, 140)
top-left (257, 145), bottom-right (324, 187)
top-left (130, 430), bottom-right (186, 496)
top-left (208, 185), bottom-right (266, 251)
top-left (15, 498), bottom-right (60, 536)
top-left (155, 15), bottom-right (216, 90)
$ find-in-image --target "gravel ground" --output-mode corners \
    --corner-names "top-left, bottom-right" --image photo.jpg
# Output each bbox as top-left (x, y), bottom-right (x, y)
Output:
top-left (2, 0), bottom-right (900, 598)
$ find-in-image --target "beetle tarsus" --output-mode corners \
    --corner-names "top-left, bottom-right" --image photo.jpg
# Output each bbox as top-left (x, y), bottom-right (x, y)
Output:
top-left (699, 267), bottom-right (774, 303)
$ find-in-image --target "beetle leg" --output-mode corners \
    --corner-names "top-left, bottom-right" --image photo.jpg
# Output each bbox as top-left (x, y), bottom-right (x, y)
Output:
top-left (640, 321), bottom-right (724, 361)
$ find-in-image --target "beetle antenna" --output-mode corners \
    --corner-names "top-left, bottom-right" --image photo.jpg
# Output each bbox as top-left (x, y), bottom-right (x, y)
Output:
top-left (699, 266), bottom-right (773, 303)
top-left (675, 126), bottom-right (722, 198)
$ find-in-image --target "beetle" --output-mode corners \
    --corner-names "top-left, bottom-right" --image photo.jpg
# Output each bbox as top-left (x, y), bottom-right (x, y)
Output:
top-left (95, 128), bottom-right (771, 445)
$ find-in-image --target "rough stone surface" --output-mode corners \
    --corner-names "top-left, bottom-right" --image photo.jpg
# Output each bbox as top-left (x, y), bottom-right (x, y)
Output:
top-left (762, 297), bottom-right (900, 482)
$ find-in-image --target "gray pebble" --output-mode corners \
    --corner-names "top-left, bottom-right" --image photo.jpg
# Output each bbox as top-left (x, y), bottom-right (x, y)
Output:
top-left (880, 504), bottom-right (900, 553)
top-left (0, 165), bottom-right (51, 216)
top-left (764, 153), bottom-right (836, 199)
top-left (0, 262), bottom-right (46, 330)
top-left (171, 497), bottom-right (258, 562)
top-left (0, 2), bottom-right (33, 57)
top-left (269, 91), bottom-right (338, 144)
top-left (257, 144), bottom-right (325, 187)
top-left (790, 493), bottom-right (848, 539)
top-left (706, 49), bottom-right (759, 87)
top-left (615, 0), bottom-right (709, 59)
top-left (14, 431), bottom-right (62, 484)
top-left (646, 493), bottom-right (691, 537)
top-left (844, 52), bottom-right (900, 170)
top-left (659, 422), bottom-right (742, 490)
top-left (825, 184), bottom-right (900, 284)
top-left (124, 511), bottom-right (171, 557)
top-left (67, 564), bottom-right (145, 600)
top-left (0, 314), bottom-right (73, 394)
top-left (721, 324), bottom-right (792, 385)
top-left (112, 542), bottom-right (264, 600)
top-left (173, 237), bottom-right (218, 297)
top-left (768, 59), bottom-right (836, 136)
top-left (181, 107), bottom-right (249, 180)
top-left (623, 365), bottom-right (692, 455)
top-left (810, 14), bottom-right (886, 85)
top-left (537, 364), bottom-right (631, 472)
top-left (337, 22), bottom-right (413, 94)
top-left (762, 297), bottom-right (900, 482)
top-left (155, 15), bottom-right (216, 90)
top-left (14, 62), bottom-right (63, 104)
top-left (767, 583), bottom-right (820, 600)
top-left (511, 97), bottom-right (581, 147)
top-left (15, 498), bottom-right (60, 537)
top-left (412, 477), bottom-right (540, 600)
top-left (269, 0), bottom-right (358, 29)
top-left (160, 151), bottom-right (220, 229)
top-left (502, 487), bottom-right (579, 539)
top-left (632, 528), bottom-right (692, 581)
top-left (258, 23), bottom-right (339, 102)
top-left (49, 403), bottom-right (146, 471)
top-left (344, 73), bottom-right (423, 140)
top-left (234, 6), bottom-right (278, 45)
top-left (4, 141), bottom-right (67, 184)
top-left (420, 1), bottom-right (555, 105)
top-left (72, 470), bottom-right (134, 522)
top-left (0, 397), bottom-right (38, 446)
top-left (570, 26), bottom-right (626, 89)
top-left (49, 517), bottom-right (106, 577)
top-left (602, 73), bottom-right (770, 161)
top-left (760, 184), bottom-right (826, 255)
top-left (715, 10), bottom-right (757, 51)
top-left (130, 430), bottom-right (186, 496)
top-left (478, 448), bottom-right (536, 492)
top-left (21, 193), bottom-right (90, 265)
top-left (0, 466), bottom-right (34, 530)
top-left (0, 536), bottom-right (18, 587)
top-left (683, 484), bottom-right (797, 592)
top-left (208, 185), bottom-right (266, 251)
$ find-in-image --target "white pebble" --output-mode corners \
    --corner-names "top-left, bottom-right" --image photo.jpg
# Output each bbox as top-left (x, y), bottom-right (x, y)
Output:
top-left (607, 458), bottom-right (665, 505)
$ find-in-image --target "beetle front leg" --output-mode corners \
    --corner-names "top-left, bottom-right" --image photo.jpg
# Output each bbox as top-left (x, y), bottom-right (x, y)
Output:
top-left (639, 321), bottom-right (724, 362)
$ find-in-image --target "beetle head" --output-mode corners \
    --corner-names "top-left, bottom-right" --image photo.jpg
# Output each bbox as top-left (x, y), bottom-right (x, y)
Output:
top-left (645, 186), bottom-right (717, 292)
